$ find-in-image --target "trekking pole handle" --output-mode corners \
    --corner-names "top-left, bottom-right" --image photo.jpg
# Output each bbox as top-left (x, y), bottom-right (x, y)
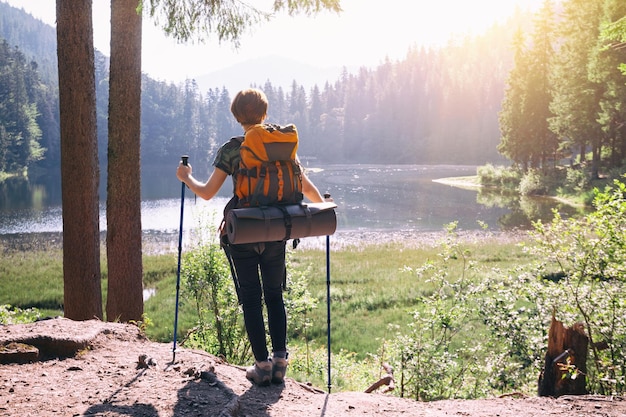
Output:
top-left (181, 155), bottom-right (189, 166)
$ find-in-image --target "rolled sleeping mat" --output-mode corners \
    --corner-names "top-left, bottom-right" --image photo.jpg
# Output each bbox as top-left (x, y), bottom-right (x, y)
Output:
top-left (226, 202), bottom-right (337, 244)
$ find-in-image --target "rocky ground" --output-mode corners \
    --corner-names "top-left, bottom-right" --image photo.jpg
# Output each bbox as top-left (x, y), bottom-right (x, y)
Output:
top-left (1, 318), bottom-right (625, 417)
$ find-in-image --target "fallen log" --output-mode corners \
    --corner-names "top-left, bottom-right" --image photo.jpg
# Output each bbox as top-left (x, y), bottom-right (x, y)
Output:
top-left (365, 363), bottom-right (395, 394)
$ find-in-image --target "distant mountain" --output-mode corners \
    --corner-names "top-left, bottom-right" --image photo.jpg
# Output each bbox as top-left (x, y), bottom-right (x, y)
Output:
top-left (191, 54), bottom-right (353, 94)
top-left (0, 1), bottom-right (58, 86)
top-left (0, 1), bottom-right (350, 95)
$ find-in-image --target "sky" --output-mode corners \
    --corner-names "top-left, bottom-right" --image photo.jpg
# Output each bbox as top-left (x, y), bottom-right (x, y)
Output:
top-left (3, 0), bottom-right (545, 83)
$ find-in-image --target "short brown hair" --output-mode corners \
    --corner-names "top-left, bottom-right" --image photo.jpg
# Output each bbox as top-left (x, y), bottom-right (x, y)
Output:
top-left (230, 88), bottom-right (268, 125)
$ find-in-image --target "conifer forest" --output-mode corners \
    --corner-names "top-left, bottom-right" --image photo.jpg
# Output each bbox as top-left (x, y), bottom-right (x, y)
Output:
top-left (1, 0), bottom-right (625, 179)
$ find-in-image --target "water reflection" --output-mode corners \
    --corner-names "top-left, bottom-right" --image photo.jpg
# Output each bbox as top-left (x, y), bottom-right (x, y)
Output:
top-left (305, 164), bottom-right (515, 232)
top-left (476, 187), bottom-right (589, 230)
top-left (0, 164), bottom-right (588, 236)
top-left (143, 288), bottom-right (156, 301)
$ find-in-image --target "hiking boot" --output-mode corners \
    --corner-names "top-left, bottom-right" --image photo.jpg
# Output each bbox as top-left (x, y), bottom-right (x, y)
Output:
top-left (271, 356), bottom-right (289, 384)
top-left (246, 360), bottom-right (272, 386)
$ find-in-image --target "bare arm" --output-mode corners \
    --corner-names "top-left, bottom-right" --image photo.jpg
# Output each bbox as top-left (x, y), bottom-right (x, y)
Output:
top-left (302, 171), bottom-right (325, 203)
top-left (176, 163), bottom-right (228, 200)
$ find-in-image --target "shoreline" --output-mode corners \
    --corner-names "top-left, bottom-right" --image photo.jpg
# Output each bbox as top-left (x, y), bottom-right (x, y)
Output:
top-left (1, 228), bottom-right (531, 255)
top-left (432, 175), bottom-right (481, 189)
top-left (293, 228), bottom-right (530, 251)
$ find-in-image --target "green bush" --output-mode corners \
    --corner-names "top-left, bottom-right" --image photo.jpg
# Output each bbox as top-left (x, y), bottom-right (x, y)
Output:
top-left (174, 210), bottom-right (252, 365)
top-left (180, 238), bottom-right (251, 364)
top-left (519, 169), bottom-right (550, 196)
top-left (384, 222), bottom-right (501, 400)
top-left (477, 164), bottom-right (520, 189)
top-left (524, 180), bottom-right (626, 395)
top-left (284, 255), bottom-right (318, 373)
top-left (383, 191), bottom-right (626, 399)
top-left (563, 167), bottom-right (590, 193)
top-left (0, 304), bottom-right (41, 324)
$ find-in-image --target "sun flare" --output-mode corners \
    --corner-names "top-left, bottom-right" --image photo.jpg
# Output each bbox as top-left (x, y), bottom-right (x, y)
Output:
top-left (4, 0), bottom-right (545, 82)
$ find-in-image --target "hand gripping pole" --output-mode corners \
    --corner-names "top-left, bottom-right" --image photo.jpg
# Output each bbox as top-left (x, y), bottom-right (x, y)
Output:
top-left (172, 155), bottom-right (188, 363)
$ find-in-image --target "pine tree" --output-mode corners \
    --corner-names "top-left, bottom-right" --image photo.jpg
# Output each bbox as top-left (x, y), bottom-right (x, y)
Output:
top-left (588, 0), bottom-right (626, 170)
top-left (0, 40), bottom-right (44, 174)
top-left (498, 30), bottom-right (533, 169)
top-left (525, 0), bottom-right (557, 169)
top-left (56, 0), bottom-right (103, 320)
top-left (549, 0), bottom-right (604, 174)
top-left (106, 0), bottom-right (144, 323)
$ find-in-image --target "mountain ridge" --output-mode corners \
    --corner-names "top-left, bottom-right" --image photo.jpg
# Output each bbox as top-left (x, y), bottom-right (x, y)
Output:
top-left (191, 54), bottom-right (355, 93)
top-left (0, 2), bottom-right (352, 94)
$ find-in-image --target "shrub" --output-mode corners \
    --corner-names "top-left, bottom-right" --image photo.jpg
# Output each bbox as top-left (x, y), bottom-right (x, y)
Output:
top-left (181, 239), bottom-right (251, 364)
top-left (519, 169), bottom-right (550, 196)
top-left (384, 191), bottom-right (626, 399)
top-left (477, 164), bottom-right (520, 189)
top-left (563, 167), bottom-right (590, 193)
top-left (387, 222), bottom-right (495, 400)
top-left (0, 304), bottom-right (40, 324)
top-left (284, 255), bottom-right (318, 374)
top-left (180, 215), bottom-right (250, 365)
top-left (524, 180), bottom-right (626, 395)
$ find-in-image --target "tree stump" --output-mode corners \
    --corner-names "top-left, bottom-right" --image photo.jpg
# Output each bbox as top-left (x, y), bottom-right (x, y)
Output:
top-left (538, 316), bottom-right (588, 397)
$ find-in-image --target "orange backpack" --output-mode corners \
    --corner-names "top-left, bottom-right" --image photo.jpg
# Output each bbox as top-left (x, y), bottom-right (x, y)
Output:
top-left (235, 123), bottom-right (304, 207)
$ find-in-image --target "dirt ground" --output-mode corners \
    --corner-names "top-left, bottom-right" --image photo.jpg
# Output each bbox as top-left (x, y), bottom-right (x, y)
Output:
top-left (1, 318), bottom-right (625, 417)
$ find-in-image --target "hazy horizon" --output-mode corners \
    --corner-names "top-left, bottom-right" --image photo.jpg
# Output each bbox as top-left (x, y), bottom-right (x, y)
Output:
top-left (2, 0), bottom-right (544, 85)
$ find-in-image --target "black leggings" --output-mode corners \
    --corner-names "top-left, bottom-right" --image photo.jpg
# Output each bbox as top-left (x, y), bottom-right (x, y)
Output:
top-left (229, 241), bottom-right (287, 362)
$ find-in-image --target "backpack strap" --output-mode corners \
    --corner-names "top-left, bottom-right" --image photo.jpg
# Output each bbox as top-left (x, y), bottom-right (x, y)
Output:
top-left (276, 205), bottom-right (293, 241)
top-left (291, 162), bottom-right (303, 201)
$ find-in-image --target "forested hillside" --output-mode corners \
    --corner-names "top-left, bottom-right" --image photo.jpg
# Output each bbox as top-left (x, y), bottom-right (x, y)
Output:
top-left (498, 0), bottom-right (626, 180)
top-left (0, 2), bottom-right (57, 85)
top-left (1, 2), bottom-right (532, 179)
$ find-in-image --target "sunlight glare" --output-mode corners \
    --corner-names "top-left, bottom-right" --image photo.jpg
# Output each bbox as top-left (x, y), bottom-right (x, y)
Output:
top-left (3, 0), bottom-right (545, 82)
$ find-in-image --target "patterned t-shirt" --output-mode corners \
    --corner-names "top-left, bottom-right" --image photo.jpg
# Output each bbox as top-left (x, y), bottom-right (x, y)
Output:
top-left (213, 136), bottom-right (243, 176)
top-left (213, 136), bottom-right (243, 199)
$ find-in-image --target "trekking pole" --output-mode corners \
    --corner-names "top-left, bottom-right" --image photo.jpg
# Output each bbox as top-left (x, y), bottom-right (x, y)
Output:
top-left (324, 193), bottom-right (332, 393)
top-left (172, 155), bottom-right (189, 364)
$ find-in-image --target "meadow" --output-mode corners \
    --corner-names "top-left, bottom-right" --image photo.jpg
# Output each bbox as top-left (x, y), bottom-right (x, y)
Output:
top-left (0, 231), bottom-right (528, 348)
top-left (0, 230), bottom-right (536, 394)
top-left (2, 208), bottom-right (625, 399)
top-left (288, 234), bottom-right (532, 356)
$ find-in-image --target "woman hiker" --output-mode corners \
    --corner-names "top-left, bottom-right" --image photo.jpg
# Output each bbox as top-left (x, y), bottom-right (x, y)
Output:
top-left (176, 88), bottom-right (327, 386)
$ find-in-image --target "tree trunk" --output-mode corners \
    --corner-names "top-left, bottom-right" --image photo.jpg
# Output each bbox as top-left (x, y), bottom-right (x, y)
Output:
top-left (591, 135), bottom-right (601, 180)
top-left (56, 0), bottom-right (103, 320)
top-left (538, 316), bottom-right (588, 397)
top-left (105, 0), bottom-right (144, 322)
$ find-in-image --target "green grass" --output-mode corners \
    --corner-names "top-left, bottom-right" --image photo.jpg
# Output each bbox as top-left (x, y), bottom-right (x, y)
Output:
top-left (288, 239), bottom-right (532, 357)
top-left (0, 236), bottom-right (532, 355)
top-left (0, 235), bottom-right (542, 394)
top-left (0, 249), bottom-right (197, 340)
top-left (0, 248), bottom-right (65, 315)
top-left (290, 245), bottom-right (430, 355)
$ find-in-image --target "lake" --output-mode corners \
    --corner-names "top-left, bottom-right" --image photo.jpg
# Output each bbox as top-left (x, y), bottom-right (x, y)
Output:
top-left (0, 164), bottom-right (584, 239)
